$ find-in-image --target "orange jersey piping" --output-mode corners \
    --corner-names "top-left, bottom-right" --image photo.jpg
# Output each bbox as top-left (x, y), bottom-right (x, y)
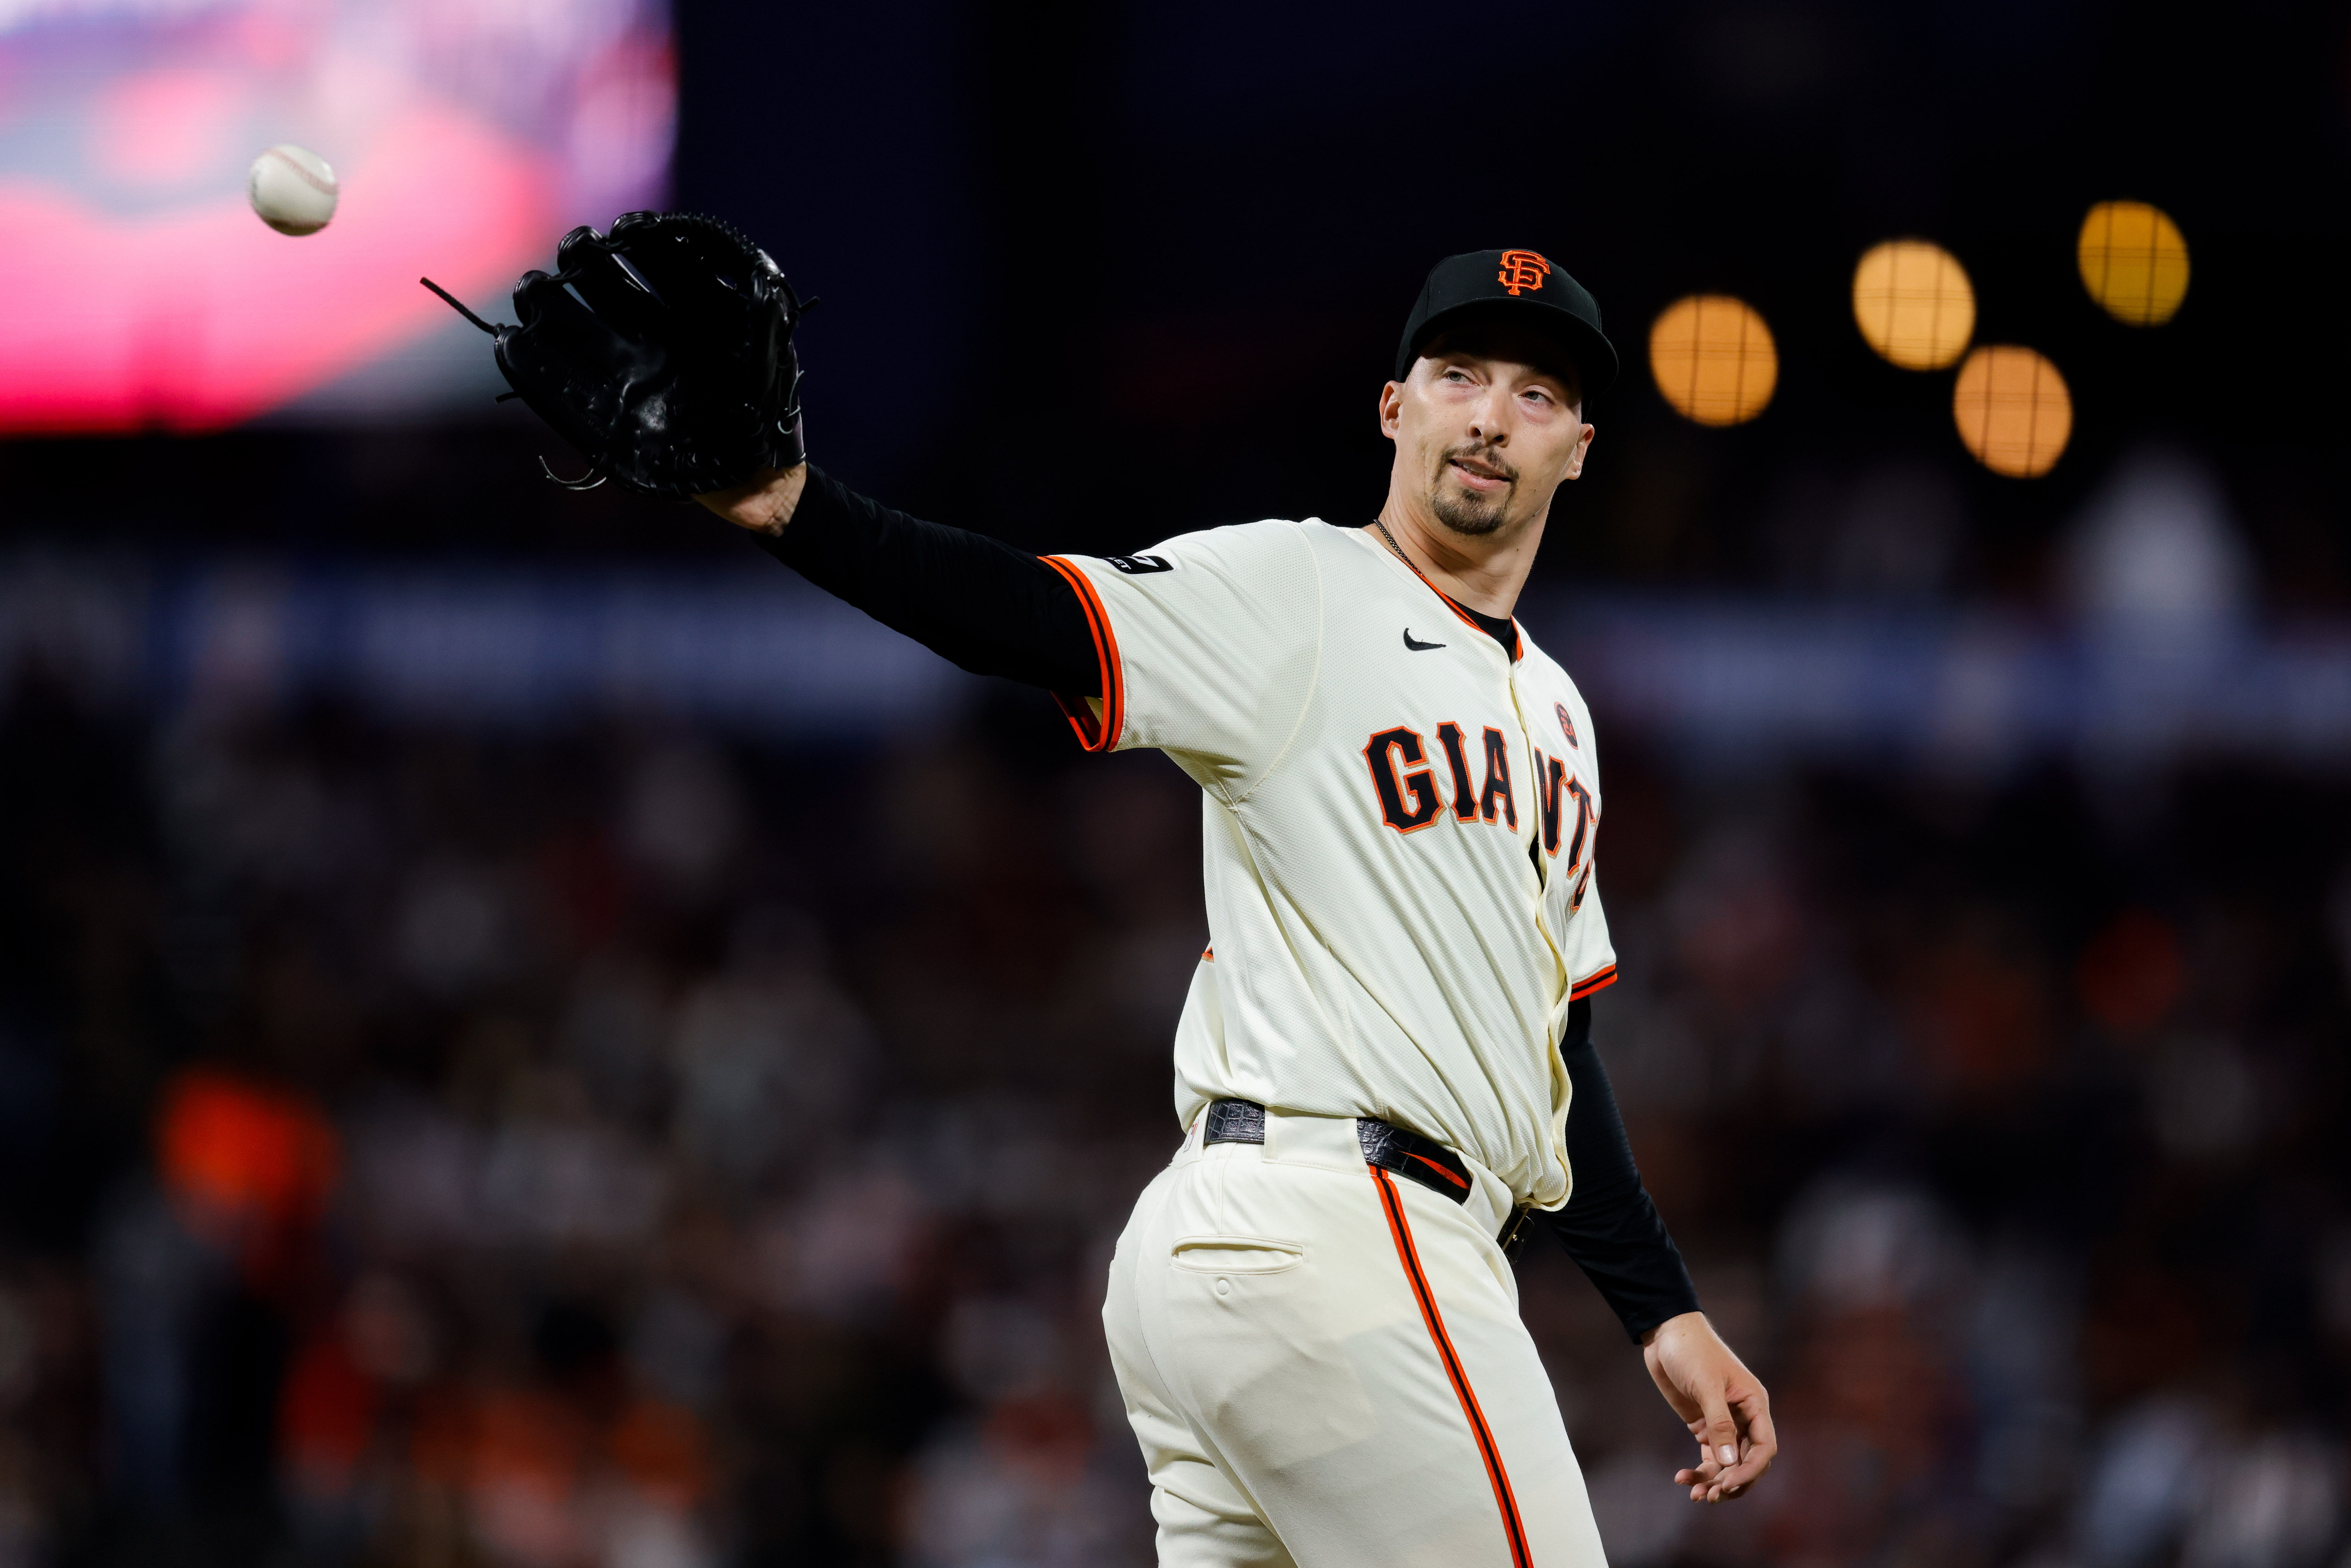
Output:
top-left (1568, 963), bottom-right (1620, 1001)
top-left (1370, 1166), bottom-right (1533, 1568)
top-left (1040, 557), bottom-right (1125, 752)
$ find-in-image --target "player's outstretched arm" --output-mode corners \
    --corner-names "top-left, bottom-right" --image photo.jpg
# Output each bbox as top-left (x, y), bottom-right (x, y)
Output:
top-left (699, 461), bottom-right (1104, 699)
top-left (1643, 1312), bottom-right (1777, 1503)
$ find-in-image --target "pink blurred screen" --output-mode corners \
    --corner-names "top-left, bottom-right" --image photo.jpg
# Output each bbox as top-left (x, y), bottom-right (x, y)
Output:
top-left (0, 0), bottom-right (673, 431)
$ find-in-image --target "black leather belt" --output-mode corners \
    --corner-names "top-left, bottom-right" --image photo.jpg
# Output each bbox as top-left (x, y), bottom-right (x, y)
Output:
top-left (1203, 1099), bottom-right (1533, 1254)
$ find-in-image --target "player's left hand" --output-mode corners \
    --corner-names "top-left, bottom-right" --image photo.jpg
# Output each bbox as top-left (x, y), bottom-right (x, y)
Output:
top-left (426, 211), bottom-right (810, 499)
top-left (1640, 1310), bottom-right (1776, 1504)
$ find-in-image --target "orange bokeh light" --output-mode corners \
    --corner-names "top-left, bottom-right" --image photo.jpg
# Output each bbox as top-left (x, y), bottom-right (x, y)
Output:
top-left (1952, 345), bottom-right (2071, 478)
top-left (2078, 200), bottom-right (2190, 326)
top-left (1852, 240), bottom-right (1975, 370)
top-left (1648, 294), bottom-right (1777, 427)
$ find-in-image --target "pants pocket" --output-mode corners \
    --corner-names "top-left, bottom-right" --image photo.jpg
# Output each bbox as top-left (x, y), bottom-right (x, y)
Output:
top-left (1169, 1235), bottom-right (1305, 1275)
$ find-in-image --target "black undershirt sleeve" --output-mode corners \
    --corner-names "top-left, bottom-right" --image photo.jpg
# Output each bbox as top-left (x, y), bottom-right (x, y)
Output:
top-left (746, 471), bottom-right (1696, 1337)
top-left (748, 464), bottom-right (1102, 696)
top-left (1541, 997), bottom-right (1703, 1342)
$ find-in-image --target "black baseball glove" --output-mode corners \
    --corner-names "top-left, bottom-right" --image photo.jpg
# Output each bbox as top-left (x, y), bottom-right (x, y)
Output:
top-left (423, 211), bottom-right (810, 498)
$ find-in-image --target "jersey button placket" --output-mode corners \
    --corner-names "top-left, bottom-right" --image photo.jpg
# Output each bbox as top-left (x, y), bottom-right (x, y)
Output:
top-left (1507, 668), bottom-right (1565, 957)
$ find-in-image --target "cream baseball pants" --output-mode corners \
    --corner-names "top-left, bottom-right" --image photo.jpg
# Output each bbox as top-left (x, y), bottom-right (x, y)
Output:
top-left (1101, 1107), bottom-right (1609, 1568)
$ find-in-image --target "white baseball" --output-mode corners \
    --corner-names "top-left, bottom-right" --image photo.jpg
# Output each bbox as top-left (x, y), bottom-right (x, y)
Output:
top-left (247, 144), bottom-right (339, 236)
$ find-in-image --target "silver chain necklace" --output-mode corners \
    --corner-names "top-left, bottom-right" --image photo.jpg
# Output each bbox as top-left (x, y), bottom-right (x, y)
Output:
top-left (1373, 518), bottom-right (1511, 642)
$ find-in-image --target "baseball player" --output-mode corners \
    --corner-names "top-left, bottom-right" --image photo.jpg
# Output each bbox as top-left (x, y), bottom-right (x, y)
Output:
top-left (444, 229), bottom-right (1775, 1567)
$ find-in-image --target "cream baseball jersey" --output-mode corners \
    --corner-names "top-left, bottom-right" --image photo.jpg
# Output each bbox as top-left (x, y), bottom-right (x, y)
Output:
top-left (1043, 519), bottom-right (1617, 1210)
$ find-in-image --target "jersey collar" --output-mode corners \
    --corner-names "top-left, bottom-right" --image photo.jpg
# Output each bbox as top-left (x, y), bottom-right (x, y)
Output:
top-left (1359, 525), bottom-right (1522, 662)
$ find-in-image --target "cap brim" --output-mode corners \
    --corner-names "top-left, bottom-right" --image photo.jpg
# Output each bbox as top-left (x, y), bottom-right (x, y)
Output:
top-left (1399, 299), bottom-right (1619, 400)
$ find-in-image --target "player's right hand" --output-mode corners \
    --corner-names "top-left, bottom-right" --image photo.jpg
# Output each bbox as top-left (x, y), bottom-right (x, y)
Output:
top-left (694, 462), bottom-right (809, 535)
top-left (1641, 1311), bottom-right (1778, 1503)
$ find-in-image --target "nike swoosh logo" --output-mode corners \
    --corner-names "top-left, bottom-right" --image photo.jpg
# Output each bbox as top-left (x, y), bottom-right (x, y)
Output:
top-left (1402, 629), bottom-right (1446, 652)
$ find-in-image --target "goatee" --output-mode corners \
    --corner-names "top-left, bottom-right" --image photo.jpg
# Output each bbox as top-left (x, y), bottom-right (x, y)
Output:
top-left (1430, 490), bottom-right (1507, 536)
top-left (1430, 447), bottom-right (1513, 537)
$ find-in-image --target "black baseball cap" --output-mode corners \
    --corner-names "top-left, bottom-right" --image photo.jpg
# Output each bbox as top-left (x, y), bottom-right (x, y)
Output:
top-left (1393, 248), bottom-right (1619, 398)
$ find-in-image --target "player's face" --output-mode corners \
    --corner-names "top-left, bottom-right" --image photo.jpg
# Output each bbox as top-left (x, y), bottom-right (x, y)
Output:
top-left (1382, 328), bottom-right (1594, 540)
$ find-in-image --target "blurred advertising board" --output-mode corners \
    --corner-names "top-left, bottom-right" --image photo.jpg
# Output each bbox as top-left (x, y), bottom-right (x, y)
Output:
top-left (0, 0), bottom-right (673, 431)
top-left (5, 552), bottom-right (2351, 770)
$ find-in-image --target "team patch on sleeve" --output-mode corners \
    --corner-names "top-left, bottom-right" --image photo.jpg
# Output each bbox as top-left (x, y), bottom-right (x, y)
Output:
top-left (1098, 554), bottom-right (1174, 575)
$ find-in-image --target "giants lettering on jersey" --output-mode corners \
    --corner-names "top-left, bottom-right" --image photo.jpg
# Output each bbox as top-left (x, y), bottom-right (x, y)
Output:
top-left (1363, 725), bottom-right (1589, 873)
top-left (1532, 751), bottom-right (1591, 865)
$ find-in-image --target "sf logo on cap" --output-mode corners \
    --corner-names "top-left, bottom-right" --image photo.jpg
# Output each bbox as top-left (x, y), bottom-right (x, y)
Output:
top-left (1497, 250), bottom-right (1551, 295)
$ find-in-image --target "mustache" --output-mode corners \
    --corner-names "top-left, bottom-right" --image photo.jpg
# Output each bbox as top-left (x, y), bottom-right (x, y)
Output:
top-left (1441, 443), bottom-right (1518, 483)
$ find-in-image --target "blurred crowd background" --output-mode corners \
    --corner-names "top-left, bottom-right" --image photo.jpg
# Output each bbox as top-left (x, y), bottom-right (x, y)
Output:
top-left (1, 630), bottom-right (2348, 1568)
top-left (3, 0), bottom-right (2351, 1566)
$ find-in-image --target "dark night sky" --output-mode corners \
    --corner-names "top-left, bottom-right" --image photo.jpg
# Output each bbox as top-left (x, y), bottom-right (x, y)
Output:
top-left (8, 0), bottom-right (2348, 605)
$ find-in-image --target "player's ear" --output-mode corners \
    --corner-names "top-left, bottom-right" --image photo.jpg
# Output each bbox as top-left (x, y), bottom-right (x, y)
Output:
top-left (1562, 421), bottom-right (1596, 481)
top-left (1378, 380), bottom-right (1404, 440)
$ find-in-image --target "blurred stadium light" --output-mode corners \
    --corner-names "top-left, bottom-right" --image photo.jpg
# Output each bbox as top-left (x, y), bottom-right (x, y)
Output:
top-left (1647, 295), bottom-right (1777, 427)
top-left (2078, 201), bottom-right (2191, 327)
top-left (1851, 239), bottom-right (1975, 371)
top-left (1952, 345), bottom-right (2072, 478)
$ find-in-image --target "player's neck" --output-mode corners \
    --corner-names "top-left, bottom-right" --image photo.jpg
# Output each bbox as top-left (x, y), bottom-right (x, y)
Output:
top-left (1368, 497), bottom-right (1546, 618)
